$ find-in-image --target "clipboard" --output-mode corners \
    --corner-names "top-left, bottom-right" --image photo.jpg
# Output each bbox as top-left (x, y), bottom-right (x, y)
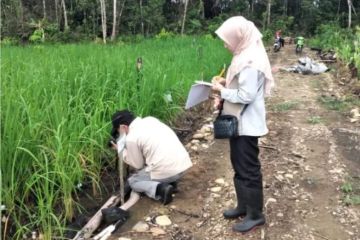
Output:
top-left (185, 66), bottom-right (225, 109)
top-left (185, 81), bottom-right (213, 109)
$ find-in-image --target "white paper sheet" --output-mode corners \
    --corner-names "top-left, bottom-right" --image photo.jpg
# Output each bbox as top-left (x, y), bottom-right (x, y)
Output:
top-left (194, 80), bottom-right (213, 87)
top-left (185, 82), bottom-right (212, 109)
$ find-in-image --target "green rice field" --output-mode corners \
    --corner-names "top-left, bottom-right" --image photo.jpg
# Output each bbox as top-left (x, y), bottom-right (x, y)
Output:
top-left (0, 37), bottom-right (230, 239)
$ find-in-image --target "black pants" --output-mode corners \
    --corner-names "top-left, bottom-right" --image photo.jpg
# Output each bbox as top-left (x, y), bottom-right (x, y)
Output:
top-left (229, 136), bottom-right (262, 189)
top-left (280, 38), bottom-right (285, 47)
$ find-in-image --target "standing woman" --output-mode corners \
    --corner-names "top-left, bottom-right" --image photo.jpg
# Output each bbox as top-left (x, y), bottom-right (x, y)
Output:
top-left (212, 16), bottom-right (274, 233)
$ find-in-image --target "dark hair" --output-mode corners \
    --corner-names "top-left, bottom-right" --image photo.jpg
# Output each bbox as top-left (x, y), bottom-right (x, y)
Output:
top-left (108, 110), bottom-right (135, 148)
top-left (111, 109), bottom-right (135, 131)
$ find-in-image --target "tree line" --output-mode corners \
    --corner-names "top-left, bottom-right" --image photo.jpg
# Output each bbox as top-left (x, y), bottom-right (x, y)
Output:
top-left (1, 0), bottom-right (359, 43)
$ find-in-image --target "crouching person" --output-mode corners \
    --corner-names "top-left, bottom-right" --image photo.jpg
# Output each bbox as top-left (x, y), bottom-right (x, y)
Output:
top-left (111, 109), bottom-right (192, 205)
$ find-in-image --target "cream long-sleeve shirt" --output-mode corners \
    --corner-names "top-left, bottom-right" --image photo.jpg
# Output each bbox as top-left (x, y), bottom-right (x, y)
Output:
top-left (123, 117), bottom-right (192, 179)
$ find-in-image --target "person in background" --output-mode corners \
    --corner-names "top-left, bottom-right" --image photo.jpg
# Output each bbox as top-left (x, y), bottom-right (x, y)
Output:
top-left (275, 29), bottom-right (285, 47)
top-left (295, 36), bottom-right (305, 54)
top-left (110, 109), bottom-right (192, 205)
top-left (211, 16), bottom-right (274, 233)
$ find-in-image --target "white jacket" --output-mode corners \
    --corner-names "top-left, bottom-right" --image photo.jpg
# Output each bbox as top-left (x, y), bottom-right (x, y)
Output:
top-left (124, 117), bottom-right (192, 179)
top-left (220, 67), bottom-right (268, 137)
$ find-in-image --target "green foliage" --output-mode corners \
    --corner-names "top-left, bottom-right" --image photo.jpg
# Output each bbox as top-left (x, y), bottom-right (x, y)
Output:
top-left (271, 101), bottom-right (299, 112)
top-left (187, 19), bottom-right (202, 34)
top-left (261, 29), bottom-right (274, 44)
top-left (29, 29), bottom-right (44, 43)
top-left (155, 28), bottom-right (174, 39)
top-left (271, 16), bottom-right (295, 35)
top-left (207, 23), bottom-right (219, 36)
top-left (353, 27), bottom-right (360, 78)
top-left (319, 96), bottom-right (348, 111)
top-left (318, 95), bottom-right (360, 111)
top-left (1, 0), bottom-right (360, 42)
top-left (307, 116), bottom-right (323, 124)
top-left (0, 37), bottom-right (17, 45)
top-left (341, 182), bottom-right (353, 193)
top-left (310, 23), bottom-right (360, 78)
top-left (1, 37), bottom-right (231, 239)
top-left (341, 179), bottom-right (360, 206)
top-left (204, 34), bottom-right (215, 40)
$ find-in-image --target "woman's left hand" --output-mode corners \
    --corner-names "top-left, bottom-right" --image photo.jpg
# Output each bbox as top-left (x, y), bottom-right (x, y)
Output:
top-left (111, 141), bottom-right (118, 151)
top-left (212, 82), bottom-right (225, 92)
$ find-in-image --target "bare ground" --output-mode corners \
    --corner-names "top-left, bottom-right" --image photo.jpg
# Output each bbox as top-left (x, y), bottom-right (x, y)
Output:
top-left (109, 46), bottom-right (360, 240)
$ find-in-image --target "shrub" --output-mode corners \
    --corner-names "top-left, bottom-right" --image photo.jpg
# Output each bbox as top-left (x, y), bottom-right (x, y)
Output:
top-left (155, 28), bottom-right (174, 39)
top-left (29, 29), bottom-right (44, 43)
top-left (0, 37), bottom-right (17, 45)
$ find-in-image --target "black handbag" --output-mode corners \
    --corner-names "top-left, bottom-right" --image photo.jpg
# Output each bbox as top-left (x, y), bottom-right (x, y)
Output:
top-left (213, 80), bottom-right (263, 139)
top-left (213, 114), bottom-right (239, 139)
top-left (213, 101), bottom-right (248, 139)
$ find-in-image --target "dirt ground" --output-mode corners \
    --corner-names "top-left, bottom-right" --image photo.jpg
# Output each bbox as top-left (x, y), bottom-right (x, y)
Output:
top-left (105, 46), bottom-right (360, 240)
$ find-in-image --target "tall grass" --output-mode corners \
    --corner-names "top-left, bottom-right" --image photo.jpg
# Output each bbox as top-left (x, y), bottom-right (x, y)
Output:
top-left (0, 36), bottom-right (230, 239)
top-left (309, 24), bottom-right (360, 78)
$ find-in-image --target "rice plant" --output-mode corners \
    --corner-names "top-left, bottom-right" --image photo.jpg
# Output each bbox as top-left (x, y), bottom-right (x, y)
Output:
top-left (0, 36), bottom-right (230, 239)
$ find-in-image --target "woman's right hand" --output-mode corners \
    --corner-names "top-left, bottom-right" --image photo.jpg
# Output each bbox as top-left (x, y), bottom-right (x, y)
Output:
top-left (212, 76), bottom-right (226, 86)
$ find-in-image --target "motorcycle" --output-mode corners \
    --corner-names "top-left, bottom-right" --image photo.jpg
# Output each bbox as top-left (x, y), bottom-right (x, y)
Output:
top-left (273, 38), bottom-right (281, 52)
top-left (295, 36), bottom-right (304, 55)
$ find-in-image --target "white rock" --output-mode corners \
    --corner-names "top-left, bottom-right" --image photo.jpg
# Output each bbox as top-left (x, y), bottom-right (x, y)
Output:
top-left (265, 198), bottom-right (277, 208)
top-left (350, 108), bottom-right (360, 117)
top-left (155, 215), bottom-right (172, 226)
top-left (118, 238), bottom-right (132, 240)
top-left (191, 139), bottom-right (200, 144)
top-left (191, 146), bottom-right (198, 151)
top-left (210, 187), bottom-right (222, 192)
top-left (206, 117), bottom-right (213, 122)
top-left (211, 193), bottom-right (220, 198)
top-left (305, 165), bottom-right (311, 171)
top-left (150, 227), bottom-right (166, 236)
top-left (203, 213), bottom-right (210, 218)
top-left (261, 228), bottom-right (265, 240)
top-left (277, 212), bottom-right (284, 217)
top-left (196, 221), bottom-right (204, 228)
top-left (200, 126), bottom-right (211, 133)
top-left (204, 132), bottom-right (212, 137)
top-left (224, 200), bottom-right (233, 207)
top-left (193, 133), bottom-right (205, 139)
top-left (329, 168), bottom-right (343, 174)
top-left (205, 135), bottom-right (214, 141)
top-left (132, 221), bottom-right (149, 232)
top-left (201, 144), bottom-right (209, 149)
top-left (275, 175), bottom-right (284, 181)
top-left (285, 174), bottom-right (294, 179)
top-left (215, 178), bottom-right (225, 185)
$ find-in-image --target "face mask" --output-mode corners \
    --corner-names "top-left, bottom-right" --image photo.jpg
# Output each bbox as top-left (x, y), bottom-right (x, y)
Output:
top-left (116, 132), bottom-right (126, 154)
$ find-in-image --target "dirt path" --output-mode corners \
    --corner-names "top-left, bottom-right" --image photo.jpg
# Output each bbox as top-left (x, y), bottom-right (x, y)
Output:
top-left (110, 46), bottom-right (360, 240)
